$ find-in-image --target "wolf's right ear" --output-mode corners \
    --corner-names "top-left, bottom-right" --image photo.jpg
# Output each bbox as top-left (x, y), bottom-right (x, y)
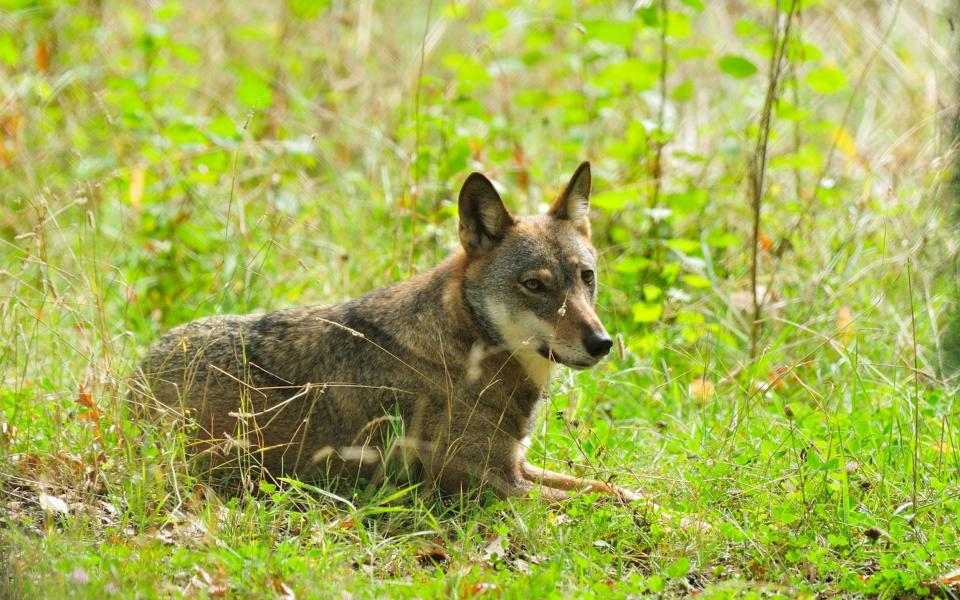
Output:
top-left (548, 161), bottom-right (592, 237)
top-left (458, 172), bottom-right (515, 255)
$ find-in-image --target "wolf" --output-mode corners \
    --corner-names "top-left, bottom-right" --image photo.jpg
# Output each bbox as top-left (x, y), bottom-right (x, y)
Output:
top-left (134, 162), bottom-right (643, 502)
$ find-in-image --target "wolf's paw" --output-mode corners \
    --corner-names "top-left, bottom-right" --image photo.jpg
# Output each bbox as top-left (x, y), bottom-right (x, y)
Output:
top-left (579, 483), bottom-right (647, 505)
top-left (611, 486), bottom-right (646, 504)
top-left (633, 501), bottom-right (714, 534)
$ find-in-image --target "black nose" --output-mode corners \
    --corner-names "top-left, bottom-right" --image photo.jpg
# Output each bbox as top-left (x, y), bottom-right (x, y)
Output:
top-left (583, 331), bottom-right (613, 358)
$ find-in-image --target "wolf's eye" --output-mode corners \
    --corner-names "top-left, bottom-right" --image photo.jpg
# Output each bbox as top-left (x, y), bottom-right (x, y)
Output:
top-left (522, 279), bottom-right (543, 292)
top-left (581, 270), bottom-right (595, 285)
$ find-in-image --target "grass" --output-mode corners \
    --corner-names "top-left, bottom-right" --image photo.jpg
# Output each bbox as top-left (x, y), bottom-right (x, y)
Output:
top-left (1, 0), bottom-right (958, 597)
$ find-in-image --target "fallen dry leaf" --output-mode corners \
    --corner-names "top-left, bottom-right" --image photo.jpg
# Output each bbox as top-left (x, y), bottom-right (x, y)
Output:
top-left (415, 539), bottom-right (450, 567)
top-left (730, 290), bottom-right (753, 312)
top-left (940, 566), bottom-right (960, 586)
top-left (35, 39), bottom-right (50, 72)
top-left (766, 365), bottom-right (794, 390)
top-left (272, 572), bottom-right (297, 599)
top-left (688, 378), bottom-right (715, 401)
top-left (75, 387), bottom-right (94, 409)
top-left (759, 232), bottom-right (774, 251)
top-left (482, 535), bottom-right (508, 563)
top-left (730, 284), bottom-right (782, 318)
top-left (831, 127), bottom-right (858, 162)
top-left (75, 386), bottom-right (103, 435)
top-left (513, 145), bottom-right (529, 190)
top-left (461, 582), bottom-right (498, 598)
top-left (129, 167), bottom-right (146, 209)
top-left (38, 493), bottom-right (69, 516)
top-left (69, 567), bottom-right (90, 584)
top-left (836, 306), bottom-right (854, 347)
top-left (186, 566), bottom-right (229, 598)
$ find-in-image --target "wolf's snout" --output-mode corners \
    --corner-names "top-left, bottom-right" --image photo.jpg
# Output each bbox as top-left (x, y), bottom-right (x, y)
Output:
top-left (583, 330), bottom-right (613, 358)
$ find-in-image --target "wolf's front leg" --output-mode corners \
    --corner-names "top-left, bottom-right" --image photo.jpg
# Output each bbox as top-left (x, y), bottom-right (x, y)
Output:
top-left (429, 456), bottom-right (567, 500)
top-left (521, 461), bottom-right (712, 530)
top-left (520, 460), bottom-right (646, 503)
top-left (420, 430), bottom-right (570, 500)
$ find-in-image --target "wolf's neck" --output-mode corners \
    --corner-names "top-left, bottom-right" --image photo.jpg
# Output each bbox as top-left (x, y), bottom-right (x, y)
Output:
top-left (341, 253), bottom-right (483, 357)
top-left (344, 252), bottom-right (554, 393)
top-left (512, 351), bottom-right (556, 389)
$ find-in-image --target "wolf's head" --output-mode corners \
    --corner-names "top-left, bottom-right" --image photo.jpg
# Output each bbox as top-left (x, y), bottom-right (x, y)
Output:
top-left (458, 162), bottom-right (612, 380)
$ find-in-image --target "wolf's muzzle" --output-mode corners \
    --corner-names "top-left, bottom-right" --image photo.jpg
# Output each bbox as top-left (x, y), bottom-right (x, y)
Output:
top-left (583, 330), bottom-right (613, 358)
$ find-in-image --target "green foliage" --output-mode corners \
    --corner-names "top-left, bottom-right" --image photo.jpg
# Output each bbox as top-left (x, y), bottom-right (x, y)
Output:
top-left (0, 0), bottom-right (955, 598)
top-left (806, 65), bottom-right (848, 94)
top-left (718, 54), bottom-right (759, 78)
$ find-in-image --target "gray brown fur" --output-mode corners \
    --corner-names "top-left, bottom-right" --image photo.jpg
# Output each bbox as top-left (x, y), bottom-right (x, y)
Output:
top-left (133, 163), bottom-right (642, 502)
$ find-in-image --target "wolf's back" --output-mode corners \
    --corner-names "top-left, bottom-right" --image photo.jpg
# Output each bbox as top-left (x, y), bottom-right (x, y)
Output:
top-left (136, 314), bottom-right (258, 413)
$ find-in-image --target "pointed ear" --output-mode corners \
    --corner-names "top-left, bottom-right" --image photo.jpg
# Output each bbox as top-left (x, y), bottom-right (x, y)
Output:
top-left (458, 172), bottom-right (515, 255)
top-left (548, 162), bottom-right (592, 236)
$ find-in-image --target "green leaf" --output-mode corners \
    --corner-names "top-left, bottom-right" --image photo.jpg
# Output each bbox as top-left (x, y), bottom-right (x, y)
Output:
top-left (734, 18), bottom-right (765, 38)
top-left (441, 3), bottom-right (468, 18)
top-left (482, 10), bottom-right (509, 34)
top-left (643, 285), bottom-right (662, 302)
top-left (679, 0), bottom-right (705, 10)
top-left (806, 66), bottom-right (847, 94)
top-left (775, 100), bottom-right (809, 121)
top-left (514, 89), bottom-right (548, 107)
top-left (768, 143), bottom-right (822, 171)
top-left (665, 238), bottom-right (699, 254)
top-left (777, 504), bottom-right (799, 525)
top-left (666, 13), bottom-right (692, 39)
top-left (208, 114), bottom-right (239, 140)
top-left (671, 80), bottom-right (694, 102)
top-left (594, 59), bottom-right (657, 91)
top-left (591, 190), bottom-right (633, 212)
top-left (707, 230), bottom-right (739, 248)
top-left (666, 557), bottom-right (691, 578)
top-left (632, 302), bottom-right (663, 323)
top-left (289, 0), bottom-right (330, 18)
top-left (676, 46), bottom-right (710, 60)
top-left (0, 34), bottom-right (19, 66)
top-left (661, 262), bottom-right (680, 283)
top-left (665, 189), bottom-right (707, 212)
top-left (583, 20), bottom-right (635, 47)
top-left (442, 53), bottom-right (491, 84)
top-left (176, 222), bottom-right (213, 252)
top-left (787, 39), bottom-right (823, 62)
top-left (819, 457), bottom-right (841, 472)
top-left (681, 274), bottom-right (712, 289)
top-left (614, 256), bottom-right (650, 274)
top-left (676, 309), bottom-right (704, 324)
top-left (718, 55), bottom-right (758, 78)
top-left (236, 74), bottom-right (273, 109)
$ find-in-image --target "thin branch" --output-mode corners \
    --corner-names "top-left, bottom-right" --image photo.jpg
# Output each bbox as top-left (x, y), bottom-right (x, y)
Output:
top-left (408, 0), bottom-right (434, 274)
top-left (749, 0), bottom-right (798, 358)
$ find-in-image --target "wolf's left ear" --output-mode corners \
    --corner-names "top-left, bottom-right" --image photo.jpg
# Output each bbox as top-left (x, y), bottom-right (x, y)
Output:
top-left (548, 161), bottom-right (592, 237)
top-left (459, 172), bottom-right (516, 255)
